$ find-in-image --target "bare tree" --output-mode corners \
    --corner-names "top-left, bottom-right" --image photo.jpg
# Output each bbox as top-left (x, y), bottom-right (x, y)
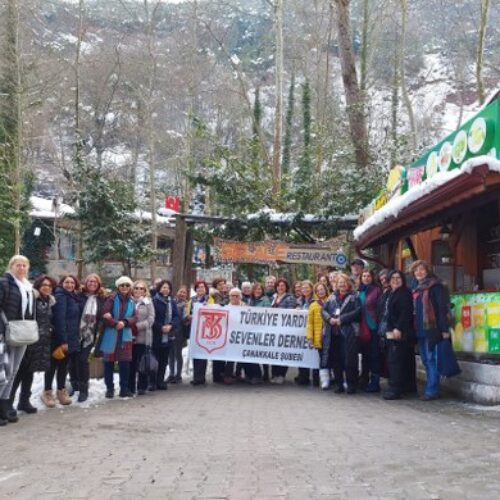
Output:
top-left (333, 0), bottom-right (370, 169)
top-left (476, 0), bottom-right (490, 105)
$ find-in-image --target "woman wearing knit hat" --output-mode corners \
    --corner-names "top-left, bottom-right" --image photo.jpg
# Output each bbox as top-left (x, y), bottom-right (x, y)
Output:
top-left (100, 276), bottom-right (138, 398)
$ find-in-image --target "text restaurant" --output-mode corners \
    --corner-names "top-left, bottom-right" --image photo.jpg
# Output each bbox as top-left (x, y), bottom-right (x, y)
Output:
top-left (354, 90), bottom-right (500, 362)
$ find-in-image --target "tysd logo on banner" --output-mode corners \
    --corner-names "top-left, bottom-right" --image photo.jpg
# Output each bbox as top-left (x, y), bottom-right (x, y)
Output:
top-left (196, 308), bottom-right (229, 353)
top-left (189, 303), bottom-right (319, 368)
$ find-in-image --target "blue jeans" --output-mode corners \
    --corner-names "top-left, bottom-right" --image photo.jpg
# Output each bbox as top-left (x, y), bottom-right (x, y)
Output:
top-left (418, 338), bottom-right (439, 396)
top-left (104, 361), bottom-right (130, 392)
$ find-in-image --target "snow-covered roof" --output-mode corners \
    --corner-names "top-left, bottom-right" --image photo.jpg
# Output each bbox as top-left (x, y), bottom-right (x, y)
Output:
top-left (354, 156), bottom-right (500, 242)
top-left (247, 208), bottom-right (358, 224)
top-left (30, 196), bottom-right (75, 218)
top-left (30, 196), bottom-right (174, 226)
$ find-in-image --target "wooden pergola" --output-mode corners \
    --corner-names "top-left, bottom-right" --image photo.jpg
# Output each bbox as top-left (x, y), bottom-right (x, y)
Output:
top-left (171, 212), bottom-right (358, 290)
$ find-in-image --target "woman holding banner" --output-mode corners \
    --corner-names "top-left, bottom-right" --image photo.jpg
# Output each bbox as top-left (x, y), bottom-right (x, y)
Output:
top-left (270, 278), bottom-right (297, 385)
top-left (189, 281), bottom-right (210, 386)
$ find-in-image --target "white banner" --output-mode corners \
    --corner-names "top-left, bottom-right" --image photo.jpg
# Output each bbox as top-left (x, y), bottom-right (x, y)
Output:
top-left (188, 304), bottom-right (319, 369)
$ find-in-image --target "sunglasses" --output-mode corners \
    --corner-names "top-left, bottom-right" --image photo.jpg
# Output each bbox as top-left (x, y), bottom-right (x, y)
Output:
top-left (134, 287), bottom-right (145, 291)
top-left (119, 283), bottom-right (131, 288)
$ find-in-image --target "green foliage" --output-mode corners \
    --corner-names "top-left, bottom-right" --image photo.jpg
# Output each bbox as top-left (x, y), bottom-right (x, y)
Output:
top-left (281, 74), bottom-right (295, 181)
top-left (74, 169), bottom-right (152, 271)
top-left (22, 219), bottom-right (55, 277)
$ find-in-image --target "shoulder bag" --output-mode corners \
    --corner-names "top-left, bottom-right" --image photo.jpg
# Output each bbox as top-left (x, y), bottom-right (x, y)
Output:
top-left (1, 307), bottom-right (39, 347)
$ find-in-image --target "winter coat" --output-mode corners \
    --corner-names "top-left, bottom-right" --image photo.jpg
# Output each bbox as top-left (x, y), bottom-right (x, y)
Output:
top-left (251, 296), bottom-right (272, 308)
top-left (152, 294), bottom-right (180, 350)
top-left (413, 279), bottom-right (449, 348)
top-left (174, 298), bottom-right (190, 342)
top-left (101, 292), bottom-right (138, 362)
top-left (386, 286), bottom-right (414, 341)
top-left (322, 292), bottom-right (361, 338)
top-left (358, 285), bottom-right (382, 343)
top-left (0, 273), bottom-right (35, 339)
top-left (306, 300), bottom-right (324, 349)
top-left (80, 293), bottom-right (105, 346)
top-left (271, 293), bottom-right (297, 309)
top-left (377, 288), bottom-right (392, 336)
top-left (133, 297), bottom-right (155, 345)
top-left (208, 291), bottom-right (229, 306)
top-left (52, 287), bottom-right (83, 353)
top-left (22, 292), bottom-right (55, 372)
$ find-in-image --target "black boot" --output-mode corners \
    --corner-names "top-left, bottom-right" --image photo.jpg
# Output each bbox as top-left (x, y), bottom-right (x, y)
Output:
top-left (18, 392), bottom-right (38, 414)
top-left (78, 384), bottom-right (89, 403)
top-left (0, 399), bottom-right (18, 423)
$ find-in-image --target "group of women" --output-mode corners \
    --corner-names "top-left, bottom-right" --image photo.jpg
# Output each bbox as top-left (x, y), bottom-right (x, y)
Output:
top-left (188, 262), bottom-right (451, 403)
top-left (0, 254), bottom-right (451, 426)
top-left (0, 255), bottom-right (186, 426)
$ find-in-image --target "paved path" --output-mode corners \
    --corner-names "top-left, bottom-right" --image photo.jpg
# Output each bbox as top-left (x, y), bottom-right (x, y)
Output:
top-left (1, 380), bottom-right (499, 499)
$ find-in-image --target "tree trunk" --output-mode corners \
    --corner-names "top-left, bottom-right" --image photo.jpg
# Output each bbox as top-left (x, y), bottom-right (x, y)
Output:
top-left (399, 0), bottom-right (417, 153)
top-left (476, 0), bottom-right (490, 105)
top-left (333, 0), bottom-right (370, 169)
top-left (271, 0), bottom-right (284, 199)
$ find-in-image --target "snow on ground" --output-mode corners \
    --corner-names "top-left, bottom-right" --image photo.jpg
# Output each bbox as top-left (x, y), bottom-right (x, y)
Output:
top-left (13, 348), bottom-right (195, 413)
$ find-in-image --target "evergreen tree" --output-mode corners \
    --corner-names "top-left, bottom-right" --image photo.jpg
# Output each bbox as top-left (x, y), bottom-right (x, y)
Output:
top-left (281, 74), bottom-right (295, 186)
top-left (295, 79), bottom-right (313, 211)
top-left (74, 170), bottom-right (152, 275)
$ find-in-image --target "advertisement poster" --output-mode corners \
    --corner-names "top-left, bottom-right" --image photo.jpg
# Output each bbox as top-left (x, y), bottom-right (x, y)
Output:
top-left (450, 293), bottom-right (500, 354)
top-left (188, 304), bottom-right (320, 368)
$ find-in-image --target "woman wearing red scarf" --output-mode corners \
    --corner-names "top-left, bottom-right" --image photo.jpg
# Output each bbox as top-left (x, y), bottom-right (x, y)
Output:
top-left (411, 260), bottom-right (450, 401)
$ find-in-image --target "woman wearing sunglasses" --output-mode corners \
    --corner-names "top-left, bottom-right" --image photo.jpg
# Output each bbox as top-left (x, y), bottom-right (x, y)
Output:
top-left (128, 280), bottom-right (155, 395)
top-left (101, 276), bottom-right (138, 399)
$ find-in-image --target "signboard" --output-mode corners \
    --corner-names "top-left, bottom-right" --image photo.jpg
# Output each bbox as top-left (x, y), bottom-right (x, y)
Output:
top-left (188, 303), bottom-right (320, 368)
top-left (359, 97), bottom-right (500, 224)
top-left (214, 238), bottom-right (347, 267)
top-left (450, 293), bottom-right (500, 355)
top-left (165, 196), bottom-right (181, 212)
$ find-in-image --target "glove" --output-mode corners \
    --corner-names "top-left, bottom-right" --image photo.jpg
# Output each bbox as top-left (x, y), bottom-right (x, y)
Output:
top-left (52, 345), bottom-right (66, 360)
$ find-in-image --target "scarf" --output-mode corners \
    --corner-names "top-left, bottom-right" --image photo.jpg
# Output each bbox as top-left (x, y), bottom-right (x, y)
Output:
top-left (9, 272), bottom-right (33, 318)
top-left (80, 295), bottom-right (98, 348)
top-left (100, 294), bottom-right (134, 354)
top-left (358, 284), bottom-right (377, 331)
top-left (413, 276), bottom-right (440, 331)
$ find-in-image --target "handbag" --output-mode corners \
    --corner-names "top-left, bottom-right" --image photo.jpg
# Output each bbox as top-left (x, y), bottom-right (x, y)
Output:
top-left (437, 339), bottom-right (461, 377)
top-left (138, 346), bottom-right (158, 375)
top-left (1, 310), bottom-right (39, 347)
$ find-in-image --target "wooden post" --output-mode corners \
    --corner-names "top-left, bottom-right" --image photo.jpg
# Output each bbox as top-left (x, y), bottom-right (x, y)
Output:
top-left (183, 228), bottom-right (194, 289)
top-left (172, 216), bottom-right (187, 292)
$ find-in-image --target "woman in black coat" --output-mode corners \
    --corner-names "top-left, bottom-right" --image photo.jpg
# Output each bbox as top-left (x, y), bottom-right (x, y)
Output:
top-left (322, 273), bottom-right (361, 394)
top-left (8, 275), bottom-right (56, 414)
top-left (0, 255), bottom-right (36, 425)
top-left (383, 270), bottom-right (415, 400)
top-left (43, 275), bottom-right (82, 407)
top-left (152, 280), bottom-right (180, 391)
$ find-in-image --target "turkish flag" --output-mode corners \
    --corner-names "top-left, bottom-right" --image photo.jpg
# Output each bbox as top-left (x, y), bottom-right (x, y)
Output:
top-left (165, 196), bottom-right (181, 212)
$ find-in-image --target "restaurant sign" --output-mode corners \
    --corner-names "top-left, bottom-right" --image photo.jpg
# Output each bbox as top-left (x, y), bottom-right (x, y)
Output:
top-left (450, 293), bottom-right (500, 355)
top-left (214, 238), bottom-right (347, 267)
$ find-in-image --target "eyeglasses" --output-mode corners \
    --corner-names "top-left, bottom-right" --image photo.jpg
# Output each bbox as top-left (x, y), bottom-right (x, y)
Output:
top-left (40, 283), bottom-right (52, 288)
top-left (118, 284), bottom-right (131, 288)
top-left (229, 295), bottom-right (240, 298)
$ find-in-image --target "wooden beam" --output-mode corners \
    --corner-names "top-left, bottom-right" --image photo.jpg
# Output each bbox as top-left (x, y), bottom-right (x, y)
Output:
top-left (172, 217), bottom-right (187, 292)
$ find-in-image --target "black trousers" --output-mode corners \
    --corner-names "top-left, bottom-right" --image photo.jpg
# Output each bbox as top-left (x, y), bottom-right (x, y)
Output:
top-left (68, 346), bottom-right (92, 390)
top-left (212, 360), bottom-right (225, 382)
top-left (243, 363), bottom-right (262, 379)
top-left (9, 356), bottom-right (34, 403)
top-left (331, 331), bottom-right (359, 390)
top-left (386, 339), bottom-right (411, 395)
top-left (192, 358), bottom-right (207, 383)
top-left (153, 343), bottom-right (170, 387)
top-left (45, 356), bottom-right (69, 391)
top-left (271, 365), bottom-right (288, 377)
top-left (129, 343), bottom-right (149, 392)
